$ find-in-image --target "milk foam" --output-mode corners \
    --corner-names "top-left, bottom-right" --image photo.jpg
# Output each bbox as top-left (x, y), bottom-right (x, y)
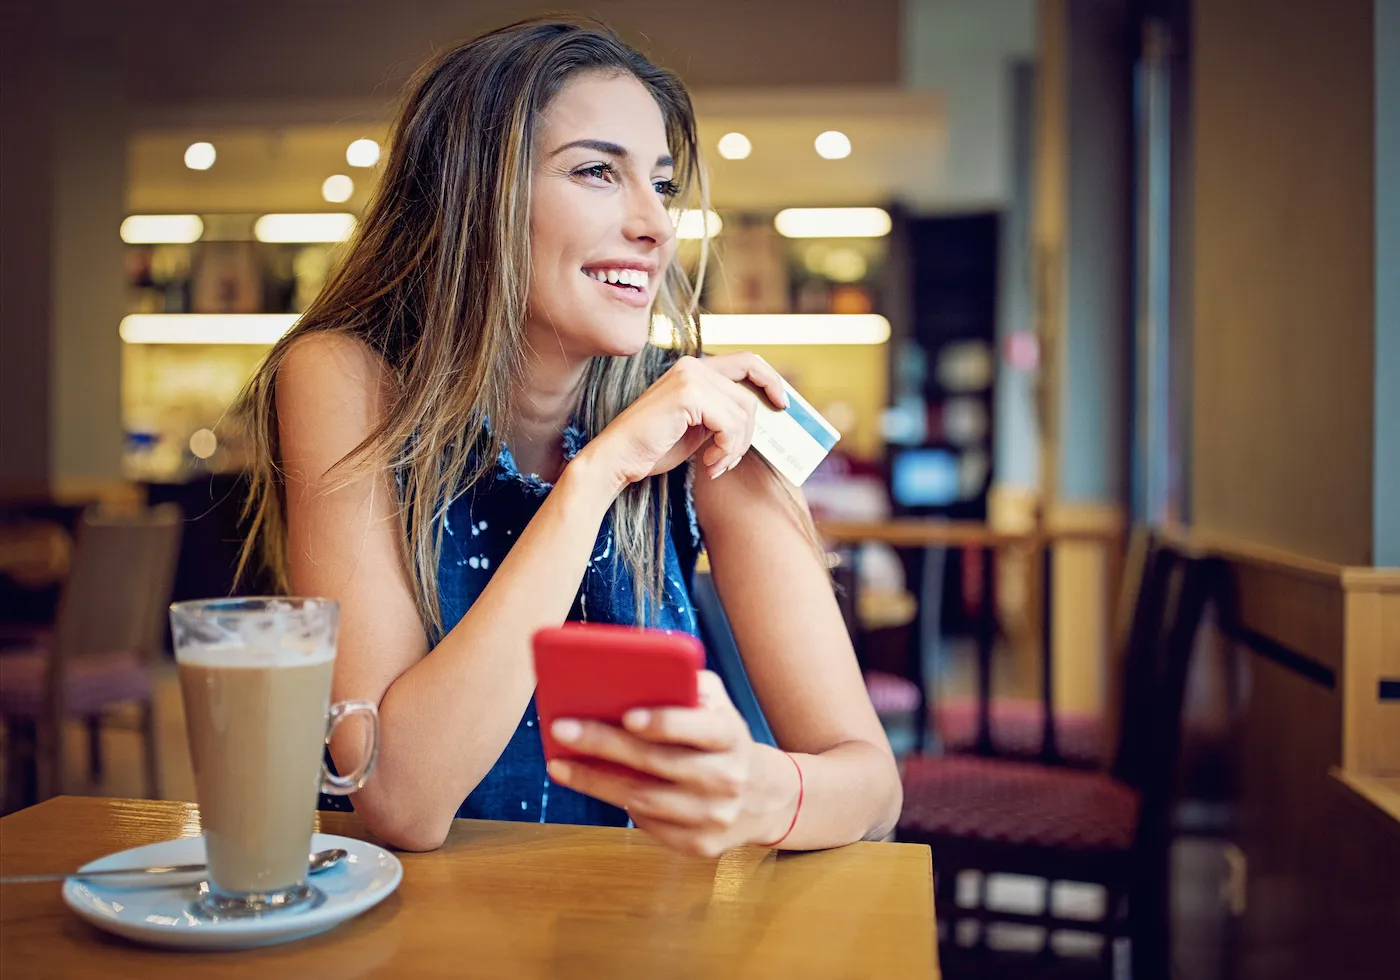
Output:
top-left (175, 642), bottom-right (336, 668)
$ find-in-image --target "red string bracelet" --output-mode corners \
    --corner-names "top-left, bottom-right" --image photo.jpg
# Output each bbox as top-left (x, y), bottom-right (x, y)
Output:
top-left (759, 751), bottom-right (803, 848)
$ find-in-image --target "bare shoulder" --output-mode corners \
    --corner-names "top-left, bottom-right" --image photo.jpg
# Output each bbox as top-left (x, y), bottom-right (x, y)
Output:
top-left (275, 331), bottom-right (397, 483)
top-left (278, 331), bottom-right (392, 406)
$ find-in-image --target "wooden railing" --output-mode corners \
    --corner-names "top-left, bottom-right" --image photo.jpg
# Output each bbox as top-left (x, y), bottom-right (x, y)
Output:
top-left (817, 519), bottom-right (1123, 763)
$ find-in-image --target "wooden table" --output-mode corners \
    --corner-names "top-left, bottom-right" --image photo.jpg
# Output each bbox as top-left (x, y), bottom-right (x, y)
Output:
top-left (0, 797), bottom-right (940, 978)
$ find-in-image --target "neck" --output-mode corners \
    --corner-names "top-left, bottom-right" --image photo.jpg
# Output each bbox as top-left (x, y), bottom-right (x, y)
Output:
top-left (506, 346), bottom-right (590, 482)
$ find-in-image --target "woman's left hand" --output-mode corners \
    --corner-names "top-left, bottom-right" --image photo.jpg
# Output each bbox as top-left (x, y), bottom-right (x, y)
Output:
top-left (545, 671), bottom-right (796, 857)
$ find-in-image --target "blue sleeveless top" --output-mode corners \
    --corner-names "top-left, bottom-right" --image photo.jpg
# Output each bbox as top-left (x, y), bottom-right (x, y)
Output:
top-left (323, 419), bottom-right (772, 827)
top-left (434, 421), bottom-right (704, 827)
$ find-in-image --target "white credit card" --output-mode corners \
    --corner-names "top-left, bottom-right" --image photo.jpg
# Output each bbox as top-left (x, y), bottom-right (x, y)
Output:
top-left (746, 378), bottom-right (841, 486)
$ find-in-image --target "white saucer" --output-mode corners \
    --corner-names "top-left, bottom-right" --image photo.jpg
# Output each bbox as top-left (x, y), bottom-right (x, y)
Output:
top-left (62, 832), bottom-right (402, 950)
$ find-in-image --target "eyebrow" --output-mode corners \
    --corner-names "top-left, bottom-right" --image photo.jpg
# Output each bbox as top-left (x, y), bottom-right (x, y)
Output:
top-left (549, 138), bottom-right (674, 169)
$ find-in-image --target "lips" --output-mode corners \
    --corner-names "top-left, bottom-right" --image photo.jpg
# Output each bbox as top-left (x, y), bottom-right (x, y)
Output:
top-left (581, 267), bottom-right (652, 308)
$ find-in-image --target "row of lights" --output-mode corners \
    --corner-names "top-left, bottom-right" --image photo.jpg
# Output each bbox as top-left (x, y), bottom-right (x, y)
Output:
top-left (183, 138), bottom-right (381, 204)
top-left (121, 207), bottom-right (889, 245)
top-left (716, 130), bottom-right (852, 161)
top-left (184, 132), bottom-right (847, 172)
top-left (120, 213), bottom-right (357, 244)
top-left (183, 129), bottom-right (851, 200)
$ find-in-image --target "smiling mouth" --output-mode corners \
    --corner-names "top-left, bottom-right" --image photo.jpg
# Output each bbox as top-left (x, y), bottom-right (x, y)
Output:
top-left (582, 267), bottom-right (650, 292)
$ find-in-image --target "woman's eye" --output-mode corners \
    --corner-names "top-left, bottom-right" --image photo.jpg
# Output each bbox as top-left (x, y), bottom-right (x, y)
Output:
top-left (653, 179), bottom-right (679, 199)
top-left (577, 164), bottom-right (613, 182)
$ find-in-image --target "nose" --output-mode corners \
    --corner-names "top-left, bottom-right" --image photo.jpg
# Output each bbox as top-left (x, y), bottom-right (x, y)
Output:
top-left (622, 184), bottom-right (676, 251)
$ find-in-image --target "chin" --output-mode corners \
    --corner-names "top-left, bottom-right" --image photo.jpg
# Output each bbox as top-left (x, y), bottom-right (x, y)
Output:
top-left (584, 314), bottom-right (654, 357)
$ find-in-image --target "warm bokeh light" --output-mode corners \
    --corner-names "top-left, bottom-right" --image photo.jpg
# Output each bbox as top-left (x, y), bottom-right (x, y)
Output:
top-left (673, 210), bottom-right (723, 239)
top-left (252, 213), bottom-right (356, 243)
top-left (652, 314), bottom-right (890, 346)
top-left (119, 214), bottom-right (204, 244)
top-left (822, 247), bottom-right (868, 282)
top-left (346, 138), bottom-right (381, 167)
top-left (321, 174), bottom-right (354, 203)
top-left (120, 314), bottom-right (300, 345)
top-left (188, 428), bottom-right (219, 459)
top-left (774, 208), bottom-right (891, 238)
top-left (717, 132), bottom-right (752, 160)
top-left (813, 131), bottom-right (852, 160)
top-left (183, 142), bottom-right (216, 170)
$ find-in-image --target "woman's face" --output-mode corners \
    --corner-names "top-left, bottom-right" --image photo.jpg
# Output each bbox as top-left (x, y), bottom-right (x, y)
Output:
top-left (526, 71), bottom-right (679, 362)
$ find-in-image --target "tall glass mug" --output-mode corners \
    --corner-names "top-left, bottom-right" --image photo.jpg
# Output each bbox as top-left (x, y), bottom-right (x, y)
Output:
top-left (170, 597), bottom-right (379, 917)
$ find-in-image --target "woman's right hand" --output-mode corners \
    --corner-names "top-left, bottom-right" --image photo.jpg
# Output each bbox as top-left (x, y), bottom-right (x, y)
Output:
top-left (582, 353), bottom-right (790, 489)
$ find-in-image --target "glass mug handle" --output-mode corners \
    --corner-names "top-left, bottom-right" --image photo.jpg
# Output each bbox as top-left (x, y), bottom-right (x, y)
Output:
top-left (320, 700), bottom-right (381, 795)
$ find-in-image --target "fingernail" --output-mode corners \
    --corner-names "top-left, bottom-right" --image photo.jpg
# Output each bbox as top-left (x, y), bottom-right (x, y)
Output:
top-left (552, 719), bottom-right (582, 743)
top-left (623, 709), bottom-right (650, 731)
top-left (547, 760), bottom-right (572, 782)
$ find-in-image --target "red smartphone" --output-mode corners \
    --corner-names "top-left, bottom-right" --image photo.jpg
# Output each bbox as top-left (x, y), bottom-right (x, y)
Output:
top-left (532, 623), bottom-right (704, 775)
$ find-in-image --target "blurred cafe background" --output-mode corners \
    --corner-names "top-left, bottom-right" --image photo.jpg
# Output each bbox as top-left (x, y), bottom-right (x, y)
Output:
top-left (1, 1), bottom-right (1397, 978)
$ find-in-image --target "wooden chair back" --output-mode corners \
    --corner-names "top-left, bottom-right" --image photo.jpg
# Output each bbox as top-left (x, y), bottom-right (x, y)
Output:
top-left (38, 503), bottom-right (183, 797)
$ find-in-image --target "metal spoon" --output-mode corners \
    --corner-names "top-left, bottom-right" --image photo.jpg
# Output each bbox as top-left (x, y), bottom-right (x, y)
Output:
top-left (0, 847), bottom-right (349, 885)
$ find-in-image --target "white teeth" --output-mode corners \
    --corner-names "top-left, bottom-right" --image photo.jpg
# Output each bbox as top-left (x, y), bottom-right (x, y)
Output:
top-left (584, 268), bottom-right (649, 288)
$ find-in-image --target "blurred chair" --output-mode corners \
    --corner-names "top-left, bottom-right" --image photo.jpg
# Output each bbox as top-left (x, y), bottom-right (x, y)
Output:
top-left (840, 544), bottom-right (940, 752)
top-left (0, 504), bottom-right (182, 811)
top-left (932, 528), bottom-right (1154, 768)
top-left (0, 520), bottom-right (72, 650)
top-left (897, 539), bottom-right (1217, 980)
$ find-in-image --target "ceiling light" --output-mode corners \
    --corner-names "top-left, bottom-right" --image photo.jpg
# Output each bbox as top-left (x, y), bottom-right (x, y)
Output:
top-left (717, 133), bottom-right (752, 160)
top-left (119, 214), bottom-right (204, 244)
top-left (774, 208), bottom-right (891, 238)
top-left (253, 213), bottom-right (356, 243)
top-left (813, 131), bottom-right (852, 160)
top-left (651, 314), bottom-right (890, 347)
top-left (346, 138), bottom-right (380, 167)
top-left (674, 210), bottom-right (723, 239)
top-left (120, 314), bottom-right (300, 345)
top-left (321, 174), bottom-right (354, 203)
top-left (183, 142), bottom-right (216, 170)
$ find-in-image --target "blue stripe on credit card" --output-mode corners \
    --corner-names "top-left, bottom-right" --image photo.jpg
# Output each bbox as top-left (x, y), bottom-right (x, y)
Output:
top-left (783, 393), bottom-right (839, 452)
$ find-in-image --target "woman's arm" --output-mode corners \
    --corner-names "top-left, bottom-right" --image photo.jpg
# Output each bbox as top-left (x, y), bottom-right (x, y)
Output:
top-left (279, 334), bottom-right (619, 851)
top-left (543, 451), bottom-right (902, 852)
top-left (693, 454), bottom-right (902, 848)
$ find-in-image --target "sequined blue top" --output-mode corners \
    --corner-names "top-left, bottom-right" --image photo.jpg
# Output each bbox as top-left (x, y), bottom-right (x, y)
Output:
top-left (429, 420), bottom-right (704, 827)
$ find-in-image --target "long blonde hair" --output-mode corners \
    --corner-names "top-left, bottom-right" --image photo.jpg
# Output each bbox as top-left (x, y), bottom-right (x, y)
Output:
top-left (234, 18), bottom-right (709, 631)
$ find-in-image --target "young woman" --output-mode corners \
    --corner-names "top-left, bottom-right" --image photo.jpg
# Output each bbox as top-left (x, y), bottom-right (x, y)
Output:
top-left (236, 18), bottom-right (901, 856)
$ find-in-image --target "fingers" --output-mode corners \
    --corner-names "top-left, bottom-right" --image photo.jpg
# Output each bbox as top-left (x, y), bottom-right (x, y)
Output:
top-left (689, 376), bottom-right (755, 478)
top-left (626, 783), bottom-right (743, 832)
top-left (703, 407), bottom-right (755, 479)
top-left (546, 758), bottom-right (645, 812)
top-left (670, 357), bottom-right (759, 479)
top-left (629, 813), bottom-right (733, 859)
top-left (701, 352), bottom-right (790, 411)
top-left (551, 715), bottom-right (741, 791)
top-left (619, 706), bottom-right (740, 754)
top-left (621, 672), bottom-right (740, 748)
